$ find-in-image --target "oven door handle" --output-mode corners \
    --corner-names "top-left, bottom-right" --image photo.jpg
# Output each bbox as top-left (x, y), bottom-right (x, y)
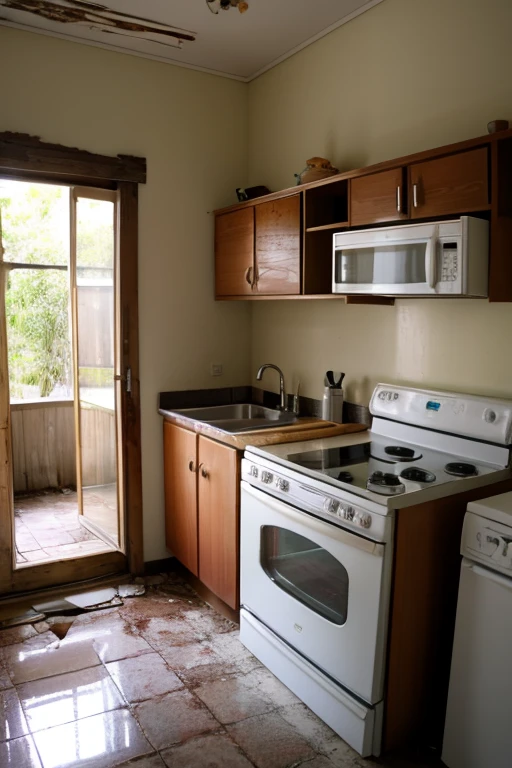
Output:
top-left (242, 482), bottom-right (384, 557)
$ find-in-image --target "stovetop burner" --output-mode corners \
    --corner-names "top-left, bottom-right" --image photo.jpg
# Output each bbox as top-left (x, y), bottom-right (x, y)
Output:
top-left (400, 467), bottom-right (436, 483)
top-left (444, 462), bottom-right (478, 478)
top-left (367, 471), bottom-right (406, 496)
top-left (384, 445), bottom-right (422, 462)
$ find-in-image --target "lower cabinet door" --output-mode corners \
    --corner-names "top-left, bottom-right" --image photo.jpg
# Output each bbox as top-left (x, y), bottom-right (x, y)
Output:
top-left (198, 436), bottom-right (239, 609)
top-left (163, 422), bottom-right (199, 576)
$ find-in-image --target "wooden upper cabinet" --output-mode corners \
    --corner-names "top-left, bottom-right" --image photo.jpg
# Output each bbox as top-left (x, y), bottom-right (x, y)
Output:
top-left (409, 148), bottom-right (489, 220)
top-left (163, 422), bottom-right (199, 576)
top-left (254, 195), bottom-right (301, 295)
top-left (215, 208), bottom-right (254, 297)
top-left (350, 168), bottom-right (407, 226)
top-left (197, 437), bottom-right (239, 609)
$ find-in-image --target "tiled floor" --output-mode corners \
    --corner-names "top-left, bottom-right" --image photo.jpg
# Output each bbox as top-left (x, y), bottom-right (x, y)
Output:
top-left (14, 491), bottom-right (116, 566)
top-left (0, 572), bottom-right (442, 768)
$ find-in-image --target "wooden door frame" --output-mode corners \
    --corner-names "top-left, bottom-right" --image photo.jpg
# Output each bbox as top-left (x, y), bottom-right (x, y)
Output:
top-left (0, 132), bottom-right (146, 590)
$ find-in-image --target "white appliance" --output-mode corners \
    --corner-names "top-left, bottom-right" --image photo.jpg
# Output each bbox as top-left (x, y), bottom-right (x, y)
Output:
top-left (332, 216), bottom-right (489, 296)
top-left (442, 491), bottom-right (512, 768)
top-left (240, 384), bottom-right (512, 757)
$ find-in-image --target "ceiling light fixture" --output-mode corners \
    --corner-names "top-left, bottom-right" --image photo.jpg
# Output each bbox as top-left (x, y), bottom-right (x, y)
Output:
top-left (206, 0), bottom-right (249, 14)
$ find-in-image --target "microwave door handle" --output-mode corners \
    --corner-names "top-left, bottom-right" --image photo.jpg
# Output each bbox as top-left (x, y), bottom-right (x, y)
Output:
top-left (425, 237), bottom-right (436, 289)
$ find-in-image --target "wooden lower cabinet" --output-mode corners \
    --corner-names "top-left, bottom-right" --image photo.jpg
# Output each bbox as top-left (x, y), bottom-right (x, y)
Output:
top-left (198, 436), bottom-right (239, 609)
top-left (163, 422), bottom-right (240, 610)
top-left (163, 422), bottom-right (199, 576)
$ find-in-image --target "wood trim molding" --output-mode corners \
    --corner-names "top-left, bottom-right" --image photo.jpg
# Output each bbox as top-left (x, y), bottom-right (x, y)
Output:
top-left (0, 132), bottom-right (146, 184)
top-left (118, 182), bottom-right (144, 575)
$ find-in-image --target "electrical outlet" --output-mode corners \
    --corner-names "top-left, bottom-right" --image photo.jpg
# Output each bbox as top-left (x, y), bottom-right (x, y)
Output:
top-left (211, 363), bottom-right (223, 377)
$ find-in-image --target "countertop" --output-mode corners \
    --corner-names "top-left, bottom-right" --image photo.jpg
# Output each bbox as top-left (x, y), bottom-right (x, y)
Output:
top-left (159, 409), bottom-right (367, 449)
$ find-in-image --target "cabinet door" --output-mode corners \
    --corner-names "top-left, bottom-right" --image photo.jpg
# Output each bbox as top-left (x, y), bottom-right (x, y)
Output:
top-left (198, 437), bottom-right (239, 609)
top-left (255, 195), bottom-right (301, 295)
top-left (409, 148), bottom-right (489, 220)
top-left (215, 208), bottom-right (254, 297)
top-left (350, 168), bottom-right (407, 226)
top-left (163, 423), bottom-right (199, 576)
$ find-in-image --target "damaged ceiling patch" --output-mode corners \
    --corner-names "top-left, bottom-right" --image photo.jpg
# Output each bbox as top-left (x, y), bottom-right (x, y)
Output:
top-left (0, 0), bottom-right (197, 49)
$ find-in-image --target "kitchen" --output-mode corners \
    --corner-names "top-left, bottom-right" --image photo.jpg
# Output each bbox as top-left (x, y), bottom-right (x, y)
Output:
top-left (1, 0), bottom-right (512, 766)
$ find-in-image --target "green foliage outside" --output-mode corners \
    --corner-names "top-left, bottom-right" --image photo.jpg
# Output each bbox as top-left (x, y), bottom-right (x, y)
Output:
top-left (1, 183), bottom-right (71, 399)
top-left (0, 182), bottom-right (114, 400)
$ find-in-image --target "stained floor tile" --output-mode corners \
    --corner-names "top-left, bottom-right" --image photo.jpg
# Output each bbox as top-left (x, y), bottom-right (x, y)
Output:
top-left (136, 617), bottom-right (208, 649)
top-left (93, 628), bottom-right (153, 663)
top-left (194, 675), bottom-right (275, 724)
top-left (18, 666), bottom-right (125, 732)
top-left (207, 632), bottom-right (262, 675)
top-left (0, 734), bottom-right (42, 767)
top-left (158, 640), bottom-right (240, 687)
top-left (118, 756), bottom-right (167, 768)
top-left (0, 687), bottom-right (29, 741)
top-left (0, 623), bottom-right (39, 648)
top-left (243, 668), bottom-right (300, 709)
top-left (227, 712), bottom-right (316, 768)
top-left (133, 689), bottom-right (219, 750)
top-left (5, 639), bottom-right (101, 685)
top-left (278, 702), bottom-right (342, 754)
top-left (32, 708), bottom-right (152, 768)
top-left (160, 732), bottom-right (254, 768)
top-left (106, 652), bottom-right (184, 703)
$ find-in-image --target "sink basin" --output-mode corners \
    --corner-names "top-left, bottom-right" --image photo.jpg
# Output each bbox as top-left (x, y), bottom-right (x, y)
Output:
top-left (171, 403), bottom-right (298, 433)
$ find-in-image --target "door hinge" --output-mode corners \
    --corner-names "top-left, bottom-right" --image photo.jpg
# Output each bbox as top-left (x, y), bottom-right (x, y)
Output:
top-left (114, 367), bottom-right (132, 394)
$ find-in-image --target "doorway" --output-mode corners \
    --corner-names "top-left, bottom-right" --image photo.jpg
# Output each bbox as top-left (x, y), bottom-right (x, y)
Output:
top-left (0, 179), bottom-right (129, 592)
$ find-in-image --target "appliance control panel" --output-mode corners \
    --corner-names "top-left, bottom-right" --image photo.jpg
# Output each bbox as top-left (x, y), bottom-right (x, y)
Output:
top-left (241, 457), bottom-right (388, 543)
top-left (370, 383), bottom-right (512, 445)
top-left (440, 244), bottom-right (458, 282)
top-left (462, 511), bottom-right (512, 576)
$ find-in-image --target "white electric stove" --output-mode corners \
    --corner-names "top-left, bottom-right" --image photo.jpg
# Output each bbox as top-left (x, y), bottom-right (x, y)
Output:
top-left (239, 383), bottom-right (512, 757)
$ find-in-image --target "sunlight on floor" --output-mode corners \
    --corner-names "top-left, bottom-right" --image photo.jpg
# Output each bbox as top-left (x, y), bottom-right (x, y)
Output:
top-left (14, 490), bottom-right (116, 567)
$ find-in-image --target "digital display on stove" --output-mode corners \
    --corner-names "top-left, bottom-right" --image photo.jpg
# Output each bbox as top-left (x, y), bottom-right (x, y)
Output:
top-left (426, 401), bottom-right (441, 411)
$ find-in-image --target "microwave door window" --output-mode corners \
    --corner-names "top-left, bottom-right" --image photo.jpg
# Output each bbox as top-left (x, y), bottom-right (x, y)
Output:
top-left (337, 243), bottom-right (428, 286)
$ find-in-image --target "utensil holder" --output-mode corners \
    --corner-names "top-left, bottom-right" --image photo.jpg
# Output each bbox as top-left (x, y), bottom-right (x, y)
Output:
top-left (322, 387), bottom-right (343, 423)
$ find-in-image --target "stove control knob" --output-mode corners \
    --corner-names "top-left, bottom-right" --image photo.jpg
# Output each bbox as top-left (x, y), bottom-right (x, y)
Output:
top-left (276, 478), bottom-right (290, 492)
top-left (356, 511), bottom-right (372, 529)
top-left (261, 471), bottom-right (273, 485)
top-left (484, 408), bottom-right (497, 424)
top-left (341, 504), bottom-right (355, 521)
top-left (249, 465), bottom-right (259, 478)
top-left (324, 498), bottom-right (339, 515)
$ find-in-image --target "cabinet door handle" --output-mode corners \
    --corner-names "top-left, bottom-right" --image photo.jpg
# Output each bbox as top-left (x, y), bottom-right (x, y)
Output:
top-left (198, 463), bottom-right (209, 479)
top-left (188, 460), bottom-right (197, 473)
top-left (396, 185), bottom-right (401, 213)
top-left (245, 266), bottom-right (253, 286)
top-left (413, 182), bottom-right (419, 208)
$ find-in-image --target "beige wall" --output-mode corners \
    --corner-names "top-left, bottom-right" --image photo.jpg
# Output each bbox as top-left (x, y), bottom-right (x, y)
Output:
top-left (248, 0), bottom-right (512, 404)
top-left (1, 26), bottom-right (250, 561)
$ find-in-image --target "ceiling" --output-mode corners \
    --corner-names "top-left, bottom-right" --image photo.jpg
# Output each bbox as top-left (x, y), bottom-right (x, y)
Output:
top-left (0, 0), bottom-right (385, 81)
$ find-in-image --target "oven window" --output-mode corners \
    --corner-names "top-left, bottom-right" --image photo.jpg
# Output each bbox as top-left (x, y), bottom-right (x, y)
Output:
top-left (260, 526), bottom-right (349, 625)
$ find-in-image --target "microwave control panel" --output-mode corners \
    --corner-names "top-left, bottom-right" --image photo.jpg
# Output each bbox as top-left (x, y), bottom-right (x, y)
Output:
top-left (440, 243), bottom-right (458, 282)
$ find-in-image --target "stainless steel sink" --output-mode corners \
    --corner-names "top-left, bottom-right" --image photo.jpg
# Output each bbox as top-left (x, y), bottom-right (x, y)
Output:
top-left (171, 403), bottom-right (298, 433)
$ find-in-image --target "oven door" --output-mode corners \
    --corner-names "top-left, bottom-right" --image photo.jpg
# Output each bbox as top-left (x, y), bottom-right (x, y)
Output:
top-left (240, 482), bottom-right (391, 704)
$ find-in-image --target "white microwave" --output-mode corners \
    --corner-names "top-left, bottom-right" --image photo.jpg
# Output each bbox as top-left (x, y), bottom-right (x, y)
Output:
top-left (332, 216), bottom-right (489, 297)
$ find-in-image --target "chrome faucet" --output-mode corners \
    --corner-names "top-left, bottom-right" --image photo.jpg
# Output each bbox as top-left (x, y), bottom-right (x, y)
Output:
top-left (256, 363), bottom-right (287, 411)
